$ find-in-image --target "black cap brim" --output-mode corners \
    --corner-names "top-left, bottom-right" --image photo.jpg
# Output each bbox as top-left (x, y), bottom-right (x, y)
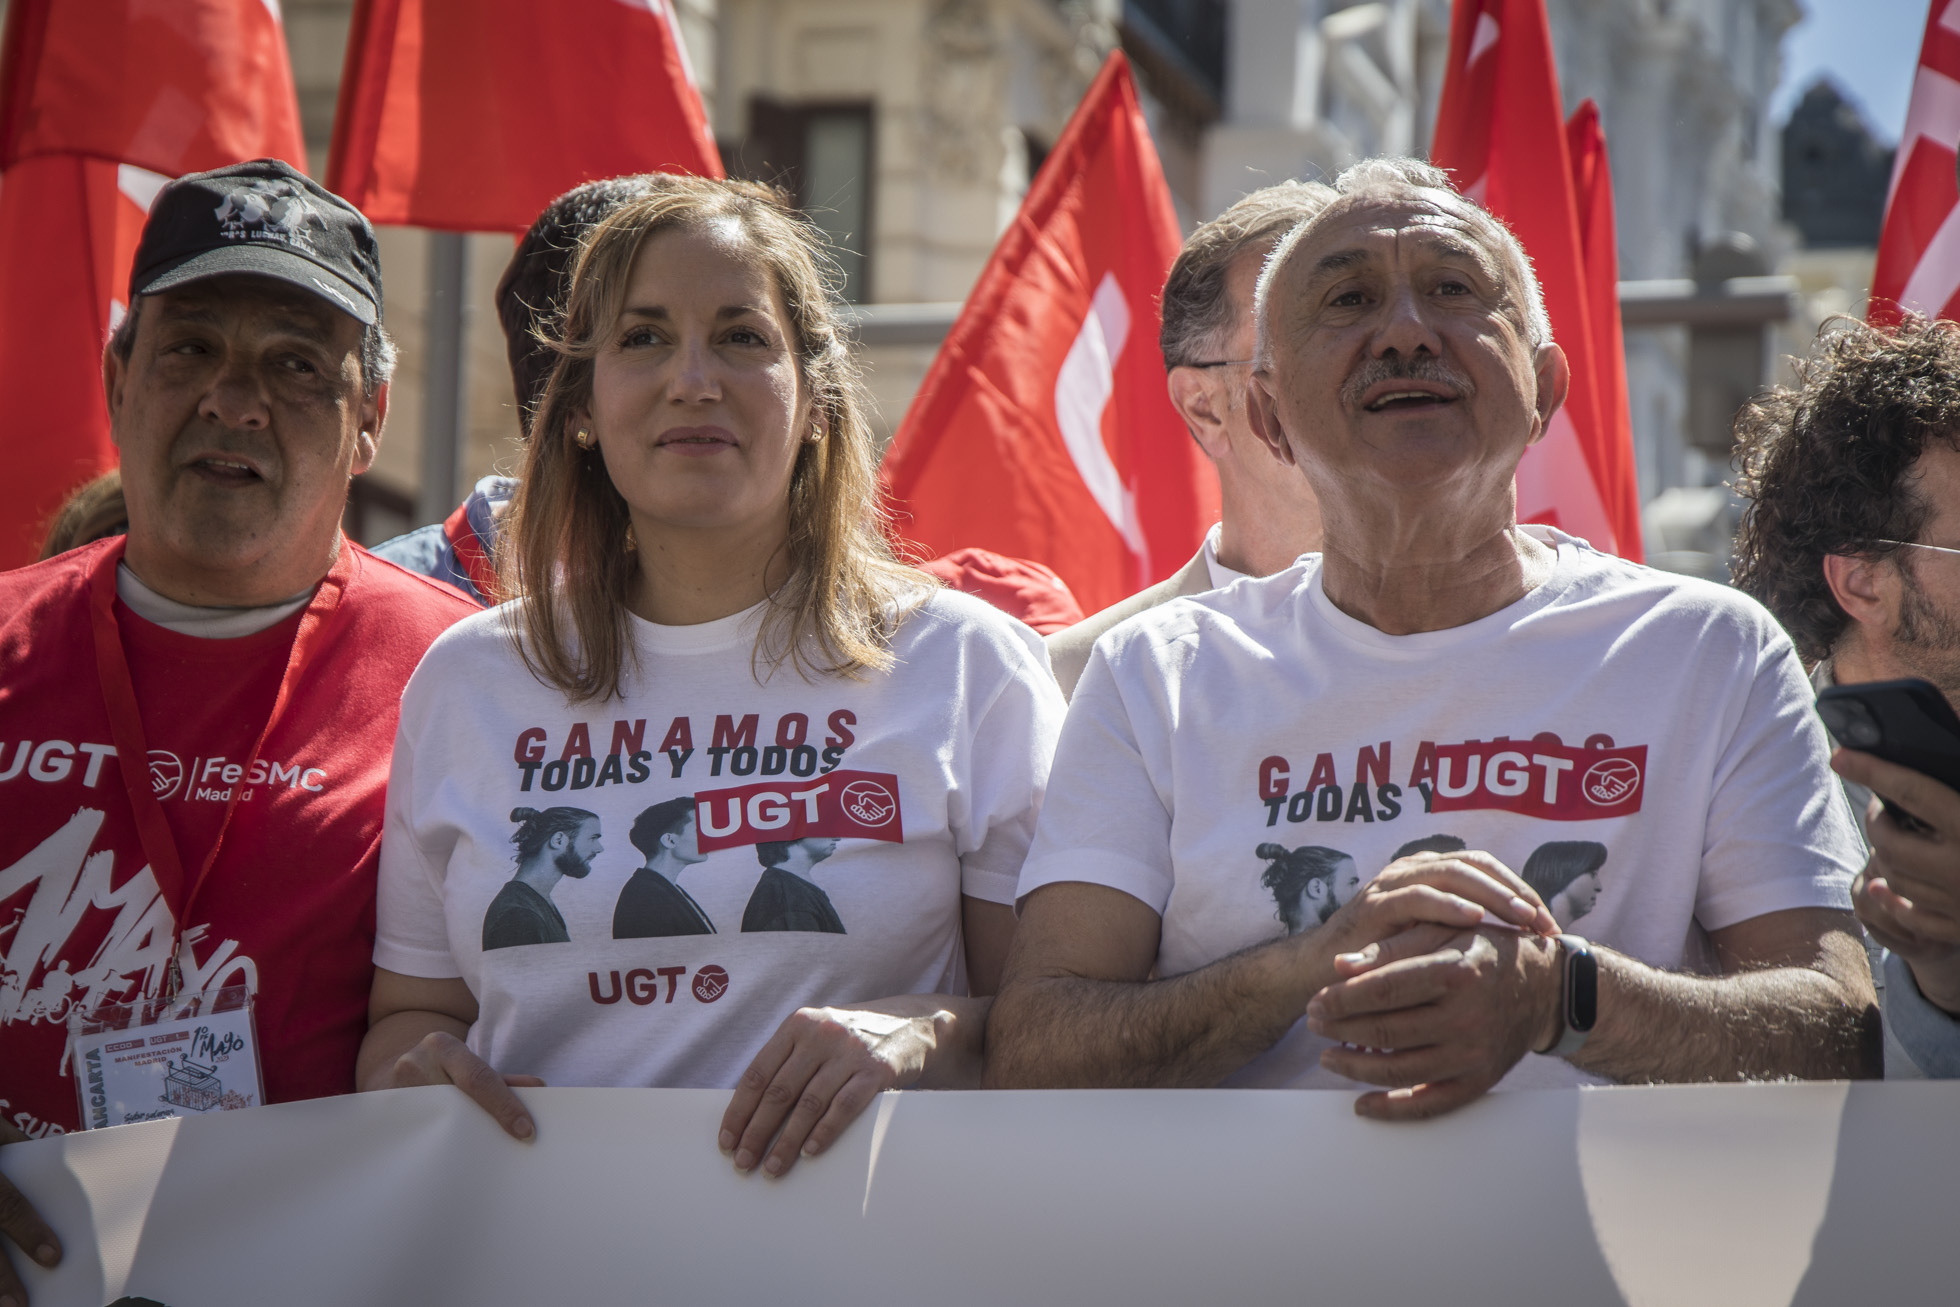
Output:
top-left (139, 243), bottom-right (378, 325)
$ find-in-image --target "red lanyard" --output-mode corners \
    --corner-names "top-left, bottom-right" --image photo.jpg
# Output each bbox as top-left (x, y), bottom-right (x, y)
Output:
top-left (88, 539), bottom-right (345, 995)
top-left (442, 499), bottom-right (500, 601)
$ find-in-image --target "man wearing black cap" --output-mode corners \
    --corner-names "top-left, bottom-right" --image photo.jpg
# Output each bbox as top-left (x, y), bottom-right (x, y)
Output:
top-left (0, 159), bottom-right (475, 1294)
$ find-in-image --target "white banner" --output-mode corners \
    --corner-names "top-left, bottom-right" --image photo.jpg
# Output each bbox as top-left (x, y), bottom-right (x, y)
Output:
top-left (3, 1082), bottom-right (1955, 1306)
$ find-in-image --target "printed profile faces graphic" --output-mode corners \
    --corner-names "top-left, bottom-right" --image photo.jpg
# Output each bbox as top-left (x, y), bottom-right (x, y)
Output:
top-left (692, 770), bottom-right (905, 853)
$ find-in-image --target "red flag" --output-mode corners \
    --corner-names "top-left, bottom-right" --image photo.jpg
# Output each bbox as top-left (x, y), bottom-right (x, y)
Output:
top-left (328, 0), bottom-right (722, 233)
top-left (1431, 0), bottom-right (1641, 560)
top-left (0, 157), bottom-right (158, 566)
top-left (881, 53), bottom-right (1216, 616)
top-left (1871, 0), bottom-right (1960, 325)
top-left (0, 0), bottom-right (305, 569)
top-left (1566, 100), bottom-right (1640, 561)
top-left (0, 0), bottom-right (305, 175)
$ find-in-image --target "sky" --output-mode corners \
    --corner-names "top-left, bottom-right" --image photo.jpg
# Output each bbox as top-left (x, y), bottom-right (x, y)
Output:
top-left (1773, 0), bottom-right (1933, 143)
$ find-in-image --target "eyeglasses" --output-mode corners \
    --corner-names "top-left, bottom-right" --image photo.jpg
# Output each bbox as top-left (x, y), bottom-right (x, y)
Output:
top-left (1875, 540), bottom-right (1960, 559)
top-left (1180, 358), bottom-right (1255, 370)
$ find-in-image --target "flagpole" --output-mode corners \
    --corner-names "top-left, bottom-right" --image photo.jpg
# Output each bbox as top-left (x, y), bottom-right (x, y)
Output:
top-left (420, 229), bottom-right (467, 526)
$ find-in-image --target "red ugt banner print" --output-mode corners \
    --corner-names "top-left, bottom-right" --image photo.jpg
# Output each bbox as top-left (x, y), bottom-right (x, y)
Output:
top-left (693, 771), bottom-right (905, 853)
top-left (1428, 739), bottom-right (1646, 821)
top-left (329, 0), bottom-right (722, 233)
top-left (880, 53), bottom-right (1217, 617)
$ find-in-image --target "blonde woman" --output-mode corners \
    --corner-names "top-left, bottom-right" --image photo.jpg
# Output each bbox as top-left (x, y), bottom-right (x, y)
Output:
top-left (360, 179), bottom-right (1064, 1176)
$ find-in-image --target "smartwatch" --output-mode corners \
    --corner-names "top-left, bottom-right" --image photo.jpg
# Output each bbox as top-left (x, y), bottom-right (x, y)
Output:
top-left (1549, 933), bottom-right (1598, 1058)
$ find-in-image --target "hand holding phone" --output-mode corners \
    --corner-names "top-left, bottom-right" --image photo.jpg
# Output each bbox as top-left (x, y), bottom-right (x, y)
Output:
top-left (1821, 678), bottom-right (1960, 1016)
top-left (1816, 677), bottom-right (1960, 831)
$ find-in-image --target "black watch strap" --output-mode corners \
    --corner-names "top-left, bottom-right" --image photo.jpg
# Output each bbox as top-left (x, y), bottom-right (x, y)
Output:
top-left (1550, 934), bottom-right (1597, 1059)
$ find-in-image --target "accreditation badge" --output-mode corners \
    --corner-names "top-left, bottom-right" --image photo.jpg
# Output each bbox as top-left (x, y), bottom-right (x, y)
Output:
top-left (69, 984), bottom-right (265, 1130)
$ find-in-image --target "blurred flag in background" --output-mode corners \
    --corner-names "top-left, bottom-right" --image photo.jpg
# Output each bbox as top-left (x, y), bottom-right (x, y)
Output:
top-left (881, 52), bottom-right (1217, 617)
top-left (1871, 0), bottom-right (1960, 326)
top-left (1431, 0), bottom-right (1642, 561)
top-left (1566, 96), bottom-right (1636, 550)
top-left (328, 0), bottom-right (722, 233)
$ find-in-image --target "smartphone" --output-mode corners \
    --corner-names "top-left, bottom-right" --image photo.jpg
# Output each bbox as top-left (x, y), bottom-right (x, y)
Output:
top-left (1816, 677), bottom-right (1960, 831)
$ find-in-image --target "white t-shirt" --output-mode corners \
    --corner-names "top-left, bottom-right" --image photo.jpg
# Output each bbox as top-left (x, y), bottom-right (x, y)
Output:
top-left (1019, 528), bottom-right (1863, 1090)
top-left (116, 562), bottom-right (312, 637)
top-left (378, 589), bottom-right (1064, 1089)
top-left (1200, 523), bottom-right (1249, 591)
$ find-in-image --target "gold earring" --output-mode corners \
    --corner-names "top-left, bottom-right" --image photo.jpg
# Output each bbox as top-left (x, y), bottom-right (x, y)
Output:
top-left (575, 427), bottom-right (595, 449)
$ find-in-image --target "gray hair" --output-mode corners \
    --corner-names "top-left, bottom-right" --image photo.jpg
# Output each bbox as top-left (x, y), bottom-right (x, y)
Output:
top-left (107, 292), bottom-right (397, 398)
top-left (1160, 180), bottom-right (1337, 368)
top-left (1252, 157), bottom-right (1553, 370)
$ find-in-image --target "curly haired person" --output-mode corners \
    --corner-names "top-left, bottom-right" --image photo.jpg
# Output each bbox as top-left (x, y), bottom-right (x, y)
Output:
top-left (1734, 313), bottom-right (1960, 1076)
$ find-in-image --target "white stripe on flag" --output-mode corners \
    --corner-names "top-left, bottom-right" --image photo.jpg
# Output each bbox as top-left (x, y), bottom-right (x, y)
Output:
top-left (1055, 272), bottom-right (1149, 575)
top-left (1900, 195), bottom-right (1960, 319)
top-left (116, 164), bottom-right (170, 213)
top-left (1886, 64), bottom-right (1960, 209)
top-left (620, 0), bottom-right (702, 91)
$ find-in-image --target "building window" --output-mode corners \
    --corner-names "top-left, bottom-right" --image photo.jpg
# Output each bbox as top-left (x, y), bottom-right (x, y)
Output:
top-left (1024, 131), bottom-right (1053, 188)
top-left (729, 99), bottom-right (875, 303)
top-left (1123, 0), bottom-right (1227, 106)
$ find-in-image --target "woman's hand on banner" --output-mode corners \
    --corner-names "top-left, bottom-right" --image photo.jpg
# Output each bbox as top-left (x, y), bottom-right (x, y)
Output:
top-left (720, 1004), bottom-right (946, 1179)
top-left (360, 970), bottom-right (542, 1141)
top-left (385, 1031), bottom-right (545, 1142)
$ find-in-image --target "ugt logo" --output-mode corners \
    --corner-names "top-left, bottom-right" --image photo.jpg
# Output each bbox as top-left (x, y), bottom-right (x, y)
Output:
top-left (1583, 757), bottom-right (1641, 806)
top-left (840, 779), bottom-right (897, 828)
top-left (692, 965), bottom-right (729, 1003)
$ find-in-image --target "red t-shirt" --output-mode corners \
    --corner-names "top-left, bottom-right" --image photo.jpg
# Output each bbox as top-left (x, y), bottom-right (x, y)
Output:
top-left (0, 537), bottom-right (475, 1136)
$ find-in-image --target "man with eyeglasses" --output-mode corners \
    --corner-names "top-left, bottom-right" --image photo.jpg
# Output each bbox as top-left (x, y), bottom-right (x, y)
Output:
top-left (1734, 313), bottom-right (1960, 1076)
top-left (1046, 181), bottom-right (1335, 698)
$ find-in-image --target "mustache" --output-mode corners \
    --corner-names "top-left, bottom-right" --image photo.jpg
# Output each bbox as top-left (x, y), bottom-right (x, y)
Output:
top-left (1339, 355), bottom-right (1477, 409)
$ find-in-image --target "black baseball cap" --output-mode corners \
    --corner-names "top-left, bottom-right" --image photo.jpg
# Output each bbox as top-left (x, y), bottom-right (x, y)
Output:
top-left (129, 159), bottom-right (382, 325)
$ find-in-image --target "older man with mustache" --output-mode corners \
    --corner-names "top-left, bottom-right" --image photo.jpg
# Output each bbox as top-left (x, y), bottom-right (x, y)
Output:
top-left (0, 160), bottom-right (473, 1302)
top-left (986, 158), bottom-right (1879, 1115)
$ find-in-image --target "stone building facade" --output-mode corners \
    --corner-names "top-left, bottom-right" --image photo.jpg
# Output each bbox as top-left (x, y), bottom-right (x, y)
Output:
top-left (43, 1), bottom-right (1819, 549)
